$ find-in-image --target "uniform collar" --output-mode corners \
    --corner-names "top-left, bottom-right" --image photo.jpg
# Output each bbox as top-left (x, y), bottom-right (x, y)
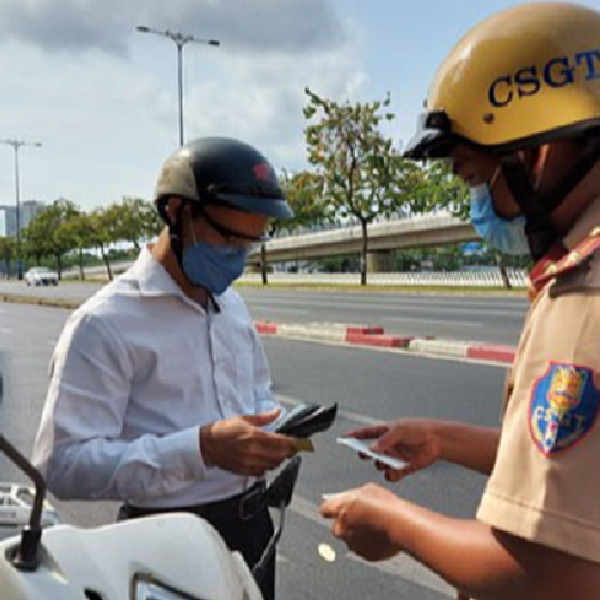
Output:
top-left (563, 193), bottom-right (600, 250)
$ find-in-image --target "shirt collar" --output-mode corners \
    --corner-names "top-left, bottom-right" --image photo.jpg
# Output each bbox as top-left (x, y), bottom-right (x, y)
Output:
top-left (127, 248), bottom-right (230, 311)
top-left (128, 249), bottom-right (189, 300)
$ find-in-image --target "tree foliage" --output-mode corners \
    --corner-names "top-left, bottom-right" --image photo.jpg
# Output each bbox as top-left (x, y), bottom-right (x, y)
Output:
top-left (303, 87), bottom-right (416, 284)
top-left (13, 197), bottom-right (161, 280)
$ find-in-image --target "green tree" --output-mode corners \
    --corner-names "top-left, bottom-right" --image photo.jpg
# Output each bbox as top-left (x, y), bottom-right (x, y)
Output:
top-left (279, 170), bottom-right (326, 228)
top-left (256, 169), bottom-right (327, 285)
top-left (24, 199), bottom-right (80, 278)
top-left (87, 208), bottom-right (121, 281)
top-left (0, 237), bottom-right (15, 277)
top-left (105, 197), bottom-right (161, 251)
top-left (410, 160), bottom-right (470, 217)
top-left (304, 88), bottom-right (412, 285)
top-left (56, 213), bottom-right (94, 280)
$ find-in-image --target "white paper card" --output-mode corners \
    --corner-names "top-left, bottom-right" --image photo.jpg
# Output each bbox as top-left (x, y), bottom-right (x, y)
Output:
top-left (336, 437), bottom-right (408, 470)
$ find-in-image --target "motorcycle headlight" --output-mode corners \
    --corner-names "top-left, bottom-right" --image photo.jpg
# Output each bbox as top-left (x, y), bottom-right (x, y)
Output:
top-left (133, 575), bottom-right (204, 600)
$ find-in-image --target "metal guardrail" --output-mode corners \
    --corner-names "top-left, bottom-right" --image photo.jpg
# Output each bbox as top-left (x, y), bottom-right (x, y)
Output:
top-left (240, 270), bottom-right (528, 288)
top-left (61, 262), bottom-right (527, 287)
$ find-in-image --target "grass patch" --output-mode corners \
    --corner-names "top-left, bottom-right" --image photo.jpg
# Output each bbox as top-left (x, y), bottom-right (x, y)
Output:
top-left (233, 281), bottom-right (525, 294)
top-left (0, 293), bottom-right (81, 309)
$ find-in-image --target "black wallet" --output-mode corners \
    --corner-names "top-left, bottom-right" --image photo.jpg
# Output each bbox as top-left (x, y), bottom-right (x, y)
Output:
top-left (274, 403), bottom-right (338, 438)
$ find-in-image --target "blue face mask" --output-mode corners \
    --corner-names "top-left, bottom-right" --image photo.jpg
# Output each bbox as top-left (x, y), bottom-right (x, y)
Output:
top-left (182, 242), bottom-right (248, 295)
top-left (470, 184), bottom-right (530, 255)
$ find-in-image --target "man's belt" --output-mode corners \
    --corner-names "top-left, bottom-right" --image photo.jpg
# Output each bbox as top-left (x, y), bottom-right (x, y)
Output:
top-left (121, 481), bottom-right (268, 522)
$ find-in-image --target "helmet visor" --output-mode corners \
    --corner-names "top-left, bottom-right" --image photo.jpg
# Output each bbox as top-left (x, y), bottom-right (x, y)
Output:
top-left (404, 110), bottom-right (461, 160)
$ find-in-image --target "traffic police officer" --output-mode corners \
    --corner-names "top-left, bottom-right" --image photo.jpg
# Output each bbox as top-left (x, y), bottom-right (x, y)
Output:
top-left (320, 3), bottom-right (600, 599)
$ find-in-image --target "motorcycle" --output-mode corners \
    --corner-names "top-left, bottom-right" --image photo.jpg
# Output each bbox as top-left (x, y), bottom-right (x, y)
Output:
top-left (0, 433), bottom-right (301, 600)
top-left (0, 402), bottom-right (338, 600)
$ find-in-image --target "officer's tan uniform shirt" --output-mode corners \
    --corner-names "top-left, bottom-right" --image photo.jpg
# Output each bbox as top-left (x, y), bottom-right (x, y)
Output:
top-left (477, 195), bottom-right (600, 564)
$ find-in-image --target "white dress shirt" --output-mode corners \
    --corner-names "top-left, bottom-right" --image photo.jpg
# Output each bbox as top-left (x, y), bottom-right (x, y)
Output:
top-left (32, 249), bottom-right (280, 508)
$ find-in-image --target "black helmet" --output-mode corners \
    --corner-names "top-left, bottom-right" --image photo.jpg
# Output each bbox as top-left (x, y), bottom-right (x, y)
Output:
top-left (154, 136), bottom-right (293, 218)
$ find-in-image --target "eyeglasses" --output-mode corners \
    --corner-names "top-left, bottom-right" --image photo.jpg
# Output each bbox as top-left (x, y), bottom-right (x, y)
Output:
top-left (199, 208), bottom-right (268, 251)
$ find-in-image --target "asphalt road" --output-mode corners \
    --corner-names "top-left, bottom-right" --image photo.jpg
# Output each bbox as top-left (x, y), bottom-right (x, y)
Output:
top-left (0, 280), bottom-right (528, 344)
top-left (0, 302), bottom-right (508, 600)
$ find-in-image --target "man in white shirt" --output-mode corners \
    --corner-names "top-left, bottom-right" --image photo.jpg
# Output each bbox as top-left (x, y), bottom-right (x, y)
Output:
top-left (32, 136), bottom-right (299, 600)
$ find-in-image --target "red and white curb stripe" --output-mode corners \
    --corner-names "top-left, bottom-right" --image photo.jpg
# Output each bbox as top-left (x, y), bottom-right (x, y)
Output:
top-left (254, 321), bottom-right (516, 364)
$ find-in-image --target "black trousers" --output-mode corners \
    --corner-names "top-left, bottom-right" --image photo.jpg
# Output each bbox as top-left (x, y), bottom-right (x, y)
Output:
top-left (118, 491), bottom-right (276, 600)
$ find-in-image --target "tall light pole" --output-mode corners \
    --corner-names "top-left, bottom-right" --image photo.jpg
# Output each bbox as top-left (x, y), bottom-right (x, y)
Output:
top-left (1, 139), bottom-right (42, 280)
top-left (135, 26), bottom-right (220, 146)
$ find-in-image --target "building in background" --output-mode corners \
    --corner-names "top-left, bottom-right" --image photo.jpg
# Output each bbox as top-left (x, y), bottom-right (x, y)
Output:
top-left (0, 200), bottom-right (46, 237)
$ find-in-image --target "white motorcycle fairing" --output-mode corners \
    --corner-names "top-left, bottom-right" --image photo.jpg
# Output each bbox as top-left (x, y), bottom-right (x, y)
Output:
top-left (0, 513), bottom-right (263, 600)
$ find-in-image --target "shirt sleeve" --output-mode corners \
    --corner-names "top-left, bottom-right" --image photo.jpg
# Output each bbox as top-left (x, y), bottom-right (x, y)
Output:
top-left (32, 309), bottom-right (206, 503)
top-left (250, 324), bottom-right (284, 416)
top-left (477, 292), bottom-right (600, 564)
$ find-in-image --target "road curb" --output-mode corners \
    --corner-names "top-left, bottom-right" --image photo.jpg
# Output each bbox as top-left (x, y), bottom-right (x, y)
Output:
top-left (467, 345), bottom-right (516, 363)
top-left (346, 333), bottom-right (413, 348)
top-left (408, 338), bottom-right (470, 358)
top-left (255, 320), bottom-right (516, 364)
top-left (0, 294), bottom-right (517, 364)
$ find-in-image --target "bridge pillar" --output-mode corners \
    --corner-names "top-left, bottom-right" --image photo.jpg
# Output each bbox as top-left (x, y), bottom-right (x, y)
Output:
top-left (367, 250), bottom-right (393, 273)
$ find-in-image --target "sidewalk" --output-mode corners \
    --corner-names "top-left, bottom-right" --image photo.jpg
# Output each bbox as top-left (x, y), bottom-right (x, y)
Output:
top-left (0, 291), bottom-right (517, 366)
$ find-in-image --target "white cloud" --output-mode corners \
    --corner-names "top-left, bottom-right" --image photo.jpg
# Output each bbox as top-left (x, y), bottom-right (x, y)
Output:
top-left (0, 0), bottom-right (368, 210)
top-left (184, 23), bottom-right (368, 169)
top-left (0, 0), bottom-right (349, 55)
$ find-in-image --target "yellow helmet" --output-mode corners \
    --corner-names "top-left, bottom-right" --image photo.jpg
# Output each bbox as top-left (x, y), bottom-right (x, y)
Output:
top-left (405, 2), bottom-right (600, 159)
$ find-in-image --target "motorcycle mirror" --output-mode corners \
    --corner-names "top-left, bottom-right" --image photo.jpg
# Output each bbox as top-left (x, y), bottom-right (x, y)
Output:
top-left (0, 435), bottom-right (46, 571)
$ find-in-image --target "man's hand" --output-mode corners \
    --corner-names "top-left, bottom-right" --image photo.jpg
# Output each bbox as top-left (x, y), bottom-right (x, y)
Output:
top-left (346, 420), bottom-right (443, 482)
top-left (200, 409), bottom-right (298, 476)
top-left (320, 483), bottom-right (404, 562)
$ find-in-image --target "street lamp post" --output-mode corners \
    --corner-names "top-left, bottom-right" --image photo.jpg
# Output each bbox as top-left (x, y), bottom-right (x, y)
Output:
top-left (1, 139), bottom-right (42, 280)
top-left (135, 26), bottom-right (220, 146)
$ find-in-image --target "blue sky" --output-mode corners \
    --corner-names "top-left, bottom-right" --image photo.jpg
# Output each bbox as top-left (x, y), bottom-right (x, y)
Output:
top-left (1, 0), bottom-right (600, 211)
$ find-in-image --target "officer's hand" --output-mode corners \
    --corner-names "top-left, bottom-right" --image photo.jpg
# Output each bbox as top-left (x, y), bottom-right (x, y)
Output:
top-left (346, 420), bottom-right (442, 482)
top-left (320, 483), bottom-right (403, 562)
top-left (200, 409), bottom-right (298, 477)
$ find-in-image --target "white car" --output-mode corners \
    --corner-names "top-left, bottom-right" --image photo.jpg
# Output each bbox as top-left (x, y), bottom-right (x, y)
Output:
top-left (24, 267), bottom-right (59, 286)
top-left (0, 483), bottom-right (61, 541)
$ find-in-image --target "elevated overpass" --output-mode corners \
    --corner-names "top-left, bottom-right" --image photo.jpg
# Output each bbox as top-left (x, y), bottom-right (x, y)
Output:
top-left (62, 213), bottom-right (480, 278)
top-left (246, 213), bottom-right (478, 268)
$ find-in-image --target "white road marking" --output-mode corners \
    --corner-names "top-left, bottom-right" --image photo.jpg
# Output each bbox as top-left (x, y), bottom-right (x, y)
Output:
top-left (245, 296), bottom-right (523, 317)
top-left (252, 308), bottom-right (310, 315)
top-left (384, 316), bottom-right (483, 327)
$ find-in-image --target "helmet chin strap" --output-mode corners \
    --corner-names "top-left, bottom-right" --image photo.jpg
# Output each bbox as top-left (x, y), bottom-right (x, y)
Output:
top-left (500, 136), bottom-right (600, 261)
top-left (168, 203), bottom-right (185, 269)
top-left (500, 155), bottom-right (557, 261)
